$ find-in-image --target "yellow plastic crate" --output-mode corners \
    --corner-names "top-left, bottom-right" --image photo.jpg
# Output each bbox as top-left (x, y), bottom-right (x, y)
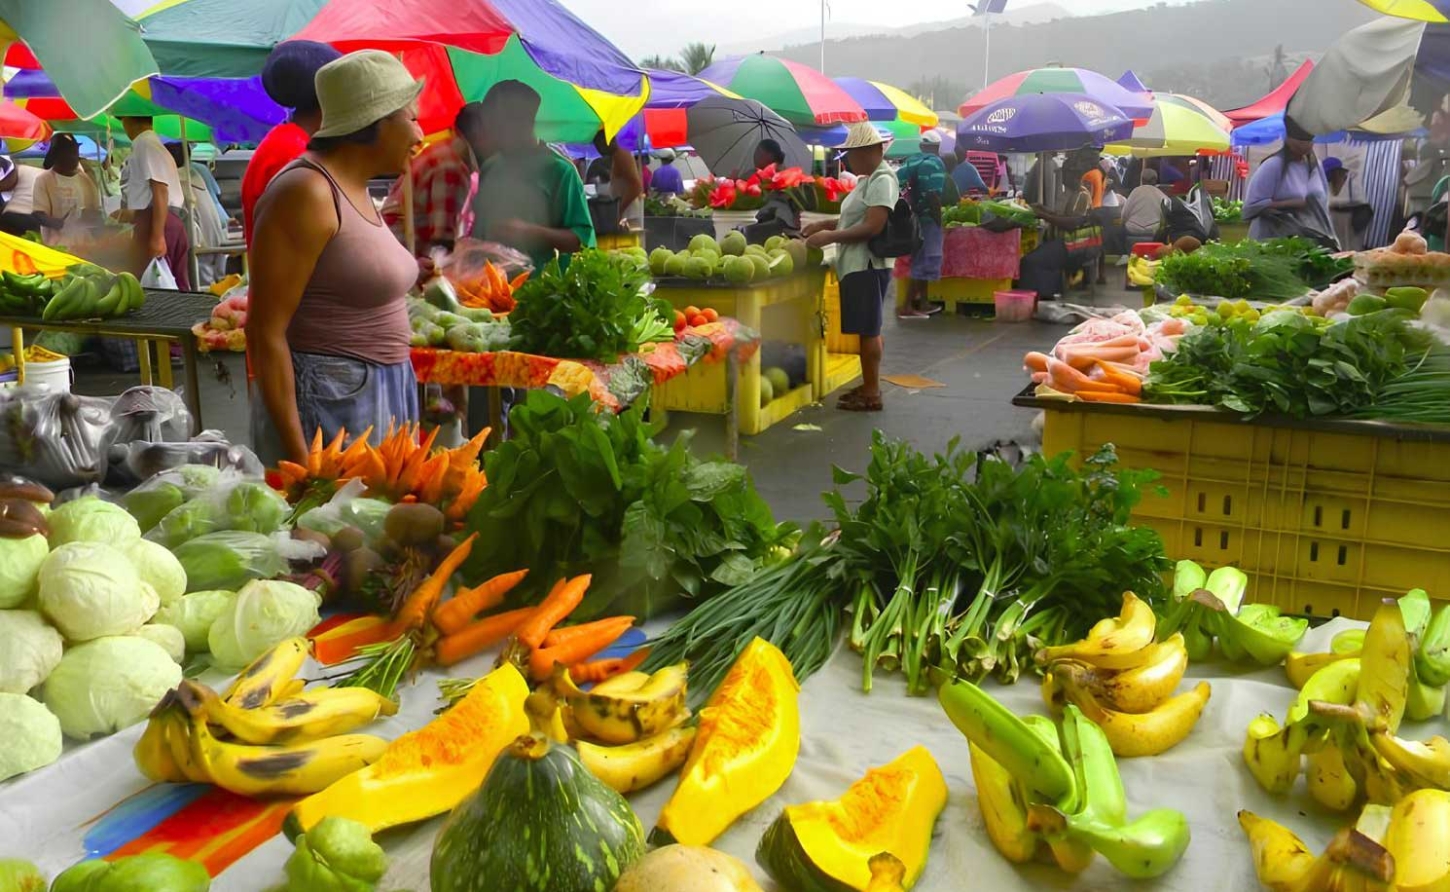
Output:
top-left (823, 272), bottom-right (860, 355)
top-left (1036, 402), bottom-right (1450, 621)
top-left (596, 231), bottom-right (642, 251)
top-left (895, 276), bottom-right (1012, 312)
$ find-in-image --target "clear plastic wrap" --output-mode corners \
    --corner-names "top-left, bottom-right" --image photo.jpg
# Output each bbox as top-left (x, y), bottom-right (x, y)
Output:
top-left (143, 471), bottom-right (290, 548)
top-left (0, 386), bottom-right (114, 489)
top-left (430, 238), bottom-right (533, 314)
top-left (105, 432), bottom-right (263, 486)
top-left (173, 530), bottom-right (325, 593)
top-left (294, 478), bottom-right (392, 543)
top-left (122, 464), bottom-right (227, 533)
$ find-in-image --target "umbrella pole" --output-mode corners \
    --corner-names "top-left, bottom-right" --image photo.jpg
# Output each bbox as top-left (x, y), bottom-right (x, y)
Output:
top-left (180, 118), bottom-right (201, 289)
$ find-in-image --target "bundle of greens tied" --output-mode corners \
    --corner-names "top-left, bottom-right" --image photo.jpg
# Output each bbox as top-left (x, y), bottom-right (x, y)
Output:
top-left (645, 435), bottom-right (1169, 702)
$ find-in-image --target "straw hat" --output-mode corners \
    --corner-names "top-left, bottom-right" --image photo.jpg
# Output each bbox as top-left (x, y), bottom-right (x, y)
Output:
top-left (313, 50), bottom-right (424, 139)
top-left (835, 121), bottom-right (889, 151)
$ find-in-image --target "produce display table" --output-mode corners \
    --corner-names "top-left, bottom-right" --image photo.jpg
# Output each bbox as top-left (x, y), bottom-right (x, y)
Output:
top-left (652, 270), bottom-right (826, 437)
top-left (1013, 387), bottom-right (1450, 620)
top-left (2, 290), bottom-right (215, 433)
top-left (0, 618), bottom-right (1373, 892)
top-left (894, 226), bottom-right (1024, 312)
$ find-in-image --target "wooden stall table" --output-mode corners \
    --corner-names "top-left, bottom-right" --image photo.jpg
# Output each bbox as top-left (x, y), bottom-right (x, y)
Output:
top-left (894, 226), bottom-right (1023, 313)
top-left (2, 290), bottom-right (216, 434)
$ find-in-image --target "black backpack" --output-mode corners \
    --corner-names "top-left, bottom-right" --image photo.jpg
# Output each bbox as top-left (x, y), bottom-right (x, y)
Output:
top-left (868, 167), bottom-right (922, 259)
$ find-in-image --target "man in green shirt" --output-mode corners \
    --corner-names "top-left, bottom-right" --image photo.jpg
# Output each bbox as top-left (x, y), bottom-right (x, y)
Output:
top-left (894, 131), bottom-right (949, 317)
top-left (469, 80), bottom-right (595, 270)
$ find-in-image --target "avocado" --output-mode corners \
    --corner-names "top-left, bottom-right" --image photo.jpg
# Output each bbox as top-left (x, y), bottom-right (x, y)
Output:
top-left (1346, 294), bottom-right (1388, 316)
top-left (1385, 286), bottom-right (1429, 313)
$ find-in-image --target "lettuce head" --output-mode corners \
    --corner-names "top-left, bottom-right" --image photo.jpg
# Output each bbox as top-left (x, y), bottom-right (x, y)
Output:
top-left (153, 589), bottom-right (235, 653)
top-left (132, 623), bottom-right (186, 664)
top-left (38, 543), bottom-right (156, 641)
top-left (0, 534), bottom-right (48, 609)
top-left (0, 693), bottom-right (62, 781)
top-left (207, 579), bottom-right (320, 670)
top-left (125, 539), bottom-right (187, 606)
top-left (0, 610), bottom-right (63, 694)
top-left (42, 636), bottom-right (181, 739)
top-left (47, 497), bottom-right (141, 548)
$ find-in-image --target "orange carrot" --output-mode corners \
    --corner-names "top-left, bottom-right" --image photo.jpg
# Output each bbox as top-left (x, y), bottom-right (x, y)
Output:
top-left (514, 574), bottom-right (592, 650)
top-left (1024, 351), bottom-right (1050, 373)
top-left (311, 616), bottom-right (399, 665)
top-left (434, 607), bottom-right (536, 666)
top-left (1060, 347), bottom-right (1139, 371)
top-left (1031, 371), bottom-right (1048, 384)
top-left (1094, 360), bottom-right (1143, 396)
top-left (568, 648), bottom-right (650, 685)
top-left (529, 619), bottom-right (632, 681)
top-left (432, 569), bottom-right (530, 635)
top-left (542, 615), bottom-right (636, 650)
top-left (392, 532), bottom-right (478, 633)
top-left (1046, 357), bottom-right (1120, 394)
top-left (1077, 390), bottom-right (1142, 404)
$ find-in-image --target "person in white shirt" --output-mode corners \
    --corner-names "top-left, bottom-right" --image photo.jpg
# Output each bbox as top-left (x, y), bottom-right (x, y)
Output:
top-left (34, 134), bottom-right (102, 245)
top-left (1120, 168), bottom-right (1169, 239)
top-left (119, 116), bottom-right (191, 289)
top-left (0, 159), bottom-right (49, 236)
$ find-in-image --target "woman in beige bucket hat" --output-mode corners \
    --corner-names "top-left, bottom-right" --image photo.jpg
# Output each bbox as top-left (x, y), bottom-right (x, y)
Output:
top-left (248, 49), bottom-right (427, 467)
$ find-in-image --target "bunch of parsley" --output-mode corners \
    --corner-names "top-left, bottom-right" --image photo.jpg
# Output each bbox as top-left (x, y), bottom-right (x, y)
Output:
top-left (508, 248), bottom-right (674, 362)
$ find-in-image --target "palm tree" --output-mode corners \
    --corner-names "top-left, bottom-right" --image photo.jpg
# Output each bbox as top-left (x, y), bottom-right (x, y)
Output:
top-left (641, 54), bottom-right (684, 72)
top-left (679, 42), bottom-right (716, 76)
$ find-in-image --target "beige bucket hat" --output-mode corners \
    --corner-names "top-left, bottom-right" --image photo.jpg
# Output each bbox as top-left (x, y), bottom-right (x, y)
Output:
top-left (835, 121), bottom-right (889, 150)
top-left (313, 50), bottom-right (424, 139)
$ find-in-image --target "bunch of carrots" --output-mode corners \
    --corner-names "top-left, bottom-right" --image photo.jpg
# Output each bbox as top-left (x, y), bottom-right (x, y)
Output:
top-left (1024, 347), bottom-right (1145, 404)
top-left (314, 537), bottom-right (640, 688)
top-left (274, 423), bottom-right (489, 523)
top-left (454, 261), bottom-right (527, 313)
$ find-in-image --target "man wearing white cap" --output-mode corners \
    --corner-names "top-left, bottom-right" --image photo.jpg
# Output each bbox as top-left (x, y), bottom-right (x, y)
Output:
top-left (895, 130), bottom-right (950, 318)
top-left (802, 122), bottom-right (898, 412)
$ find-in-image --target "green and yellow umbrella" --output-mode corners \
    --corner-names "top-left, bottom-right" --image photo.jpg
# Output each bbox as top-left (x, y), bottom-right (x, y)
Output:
top-left (1354, 0), bottom-right (1447, 22)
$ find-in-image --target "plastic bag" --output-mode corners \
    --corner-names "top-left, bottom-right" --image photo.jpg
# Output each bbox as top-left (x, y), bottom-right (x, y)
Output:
top-left (122, 464), bottom-right (226, 532)
top-left (173, 530), bottom-right (325, 593)
top-left (0, 386), bottom-right (113, 489)
top-left (144, 470), bottom-right (290, 548)
top-left (432, 238), bottom-right (532, 314)
top-left (295, 478), bottom-right (391, 543)
top-left (106, 433), bottom-right (263, 487)
top-left (141, 257), bottom-right (178, 290)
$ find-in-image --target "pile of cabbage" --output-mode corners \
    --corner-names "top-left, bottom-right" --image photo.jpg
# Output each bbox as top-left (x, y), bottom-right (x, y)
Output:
top-left (1, 493), bottom-right (322, 783)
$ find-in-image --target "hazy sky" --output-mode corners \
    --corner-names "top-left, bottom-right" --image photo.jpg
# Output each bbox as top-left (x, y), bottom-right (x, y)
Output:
top-left (563, 0), bottom-right (1178, 58)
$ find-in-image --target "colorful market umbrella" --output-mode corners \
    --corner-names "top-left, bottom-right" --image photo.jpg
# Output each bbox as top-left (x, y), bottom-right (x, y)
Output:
top-left (1225, 60), bottom-right (1315, 127)
top-left (961, 67), bottom-right (1156, 121)
top-left (686, 95), bottom-right (812, 176)
top-left (1354, 0), bottom-right (1447, 21)
top-left (0, 0), bottom-right (158, 119)
top-left (613, 69), bottom-right (738, 150)
top-left (0, 100), bottom-right (49, 142)
top-left (1157, 93), bottom-right (1233, 132)
top-left (1116, 70), bottom-right (1151, 95)
top-left (956, 93), bottom-right (1135, 154)
top-left (1105, 98), bottom-right (1231, 156)
top-left (289, 0), bottom-right (648, 141)
top-left (834, 77), bottom-right (939, 128)
top-left (133, 0), bottom-right (329, 78)
top-left (697, 55), bottom-right (867, 127)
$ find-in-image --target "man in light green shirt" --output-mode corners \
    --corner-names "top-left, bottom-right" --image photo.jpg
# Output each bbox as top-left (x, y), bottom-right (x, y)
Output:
top-left (803, 122), bottom-right (898, 412)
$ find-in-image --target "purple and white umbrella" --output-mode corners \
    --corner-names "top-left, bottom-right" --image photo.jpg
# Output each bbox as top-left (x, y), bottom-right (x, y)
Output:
top-left (956, 93), bottom-right (1135, 154)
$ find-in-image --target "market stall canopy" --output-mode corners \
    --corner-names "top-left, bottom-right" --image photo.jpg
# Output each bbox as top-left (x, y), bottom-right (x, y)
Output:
top-left (1232, 106), bottom-right (1423, 146)
top-left (1157, 93), bottom-right (1233, 132)
top-left (1287, 16), bottom-right (1425, 136)
top-left (0, 100), bottom-right (49, 143)
top-left (1224, 60), bottom-right (1314, 127)
top-left (1355, 0), bottom-right (1448, 21)
top-left (957, 92), bottom-right (1135, 153)
top-left (686, 95), bottom-right (812, 176)
top-left (613, 69), bottom-right (738, 150)
top-left (960, 66), bottom-right (1155, 121)
top-left (289, 0), bottom-right (649, 141)
top-left (1117, 70), bottom-right (1151, 95)
top-left (133, 0), bottom-right (328, 78)
top-left (1106, 97), bottom-right (1231, 156)
top-left (0, 0), bottom-right (158, 120)
top-left (834, 77), bottom-right (939, 128)
top-left (696, 55), bottom-right (867, 127)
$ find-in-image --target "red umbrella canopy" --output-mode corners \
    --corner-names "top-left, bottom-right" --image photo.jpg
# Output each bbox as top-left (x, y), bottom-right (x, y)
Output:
top-left (0, 100), bottom-right (49, 142)
top-left (1224, 60), bottom-right (1315, 127)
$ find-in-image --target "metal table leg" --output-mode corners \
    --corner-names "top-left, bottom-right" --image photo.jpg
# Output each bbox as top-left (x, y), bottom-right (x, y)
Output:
top-left (725, 350), bottom-right (739, 462)
top-left (181, 337), bottom-right (203, 435)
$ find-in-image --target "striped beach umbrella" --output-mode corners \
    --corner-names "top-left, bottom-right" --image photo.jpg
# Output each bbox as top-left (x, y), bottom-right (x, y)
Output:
top-left (697, 55), bottom-right (867, 127)
top-left (961, 67), bottom-right (1156, 121)
top-left (1106, 97), bottom-right (1231, 156)
top-left (834, 77), bottom-right (938, 129)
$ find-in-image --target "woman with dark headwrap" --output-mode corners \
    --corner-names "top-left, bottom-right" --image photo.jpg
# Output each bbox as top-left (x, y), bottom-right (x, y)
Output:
top-left (1242, 116), bottom-right (1338, 248)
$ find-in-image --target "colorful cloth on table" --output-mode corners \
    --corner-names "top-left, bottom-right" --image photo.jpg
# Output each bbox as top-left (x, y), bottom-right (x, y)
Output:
top-left (242, 123), bottom-right (309, 246)
top-left (470, 146), bottom-right (595, 272)
top-left (122, 129), bottom-right (184, 211)
top-left (382, 135), bottom-right (477, 256)
top-left (834, 161), bottom-right (899, 279)
top-left (651, 163), bottom-right (683, 195)
top-left (893, 226), bottom-right (1021, 280)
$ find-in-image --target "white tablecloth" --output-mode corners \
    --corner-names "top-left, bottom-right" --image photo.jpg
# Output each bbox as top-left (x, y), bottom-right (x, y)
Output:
top-left (2, 617), bottom-right (1425, 891)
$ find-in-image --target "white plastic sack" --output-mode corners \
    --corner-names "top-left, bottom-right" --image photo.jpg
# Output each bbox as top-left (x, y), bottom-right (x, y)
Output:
top-left (140, 257), bottom-right (177, 291)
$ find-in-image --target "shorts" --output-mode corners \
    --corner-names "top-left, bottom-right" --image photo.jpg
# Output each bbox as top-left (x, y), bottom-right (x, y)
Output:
top-left (250, 351), bottom-right (419, 466)
top-left (839, 268), bottom-right (892, 338)
top-left (909, 218), bottom-right (944, 281)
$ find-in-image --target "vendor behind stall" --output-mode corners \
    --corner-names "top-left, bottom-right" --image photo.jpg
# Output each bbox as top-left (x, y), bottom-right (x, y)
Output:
top-left (469, 80), bottom-right (595, 271)
top-left (34, 135), bottom-right (102, 246)
top-left (0, 159), bottom-right (46, 237)
top-left (117, 115), bottom-right (191, 289)
top-left (382, 103), bottom-right (485, 259)
top-left (1243, 117), bottom-right (1337, 248)
top-left (651, 148), bottom-right (684, 195)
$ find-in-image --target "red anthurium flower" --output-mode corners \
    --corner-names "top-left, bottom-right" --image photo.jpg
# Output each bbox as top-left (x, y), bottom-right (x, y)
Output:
top-left (710, 181), bottom-right (738, 208)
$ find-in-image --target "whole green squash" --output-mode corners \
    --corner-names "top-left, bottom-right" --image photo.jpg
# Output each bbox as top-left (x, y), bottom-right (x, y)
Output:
top-left (430, 732), bottom-right (645, 892)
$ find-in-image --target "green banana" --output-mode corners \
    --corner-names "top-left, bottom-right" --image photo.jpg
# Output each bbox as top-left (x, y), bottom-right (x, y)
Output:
top-left (1061, 704), bottom-right (1127, 827)
top-left (1182, 609), bottom-right (1213, 663)
top-left (1418, 606), bottom-right (1450, 688)
top-left (1406, 660), bottom-right (1447, 722)
top-left (2, 271), bottom-right (45, 295)
top-left (939, 679), bottom-right (1075, 804)
top-left (1170, 560), bottom-right (1206, 603)
top-left (1027, 807), bottom-right (1191, 880)
top-left (75, 276), bottom-right (104, 317)
top-left (93, 279), bottom-right (125, 318)
top-left (1243, 713), bottom-right (1310, 794)
top-left (42, 277), bottom-right (84, 321)
top-left (118, 272), bottom-right (144, 313)
top-left (1401, 589), bottom-right (1432, 639)
top-left (1205, 565), bottom-right (1248, 613)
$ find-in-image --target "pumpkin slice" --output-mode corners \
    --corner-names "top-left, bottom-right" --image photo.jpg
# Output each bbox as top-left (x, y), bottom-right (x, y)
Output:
top-left (651, 637), bottom-right (801, 846)
top-left (756, 746), bottom-right (947, 891)
top-left (285, 663), bottom-right (529, 837)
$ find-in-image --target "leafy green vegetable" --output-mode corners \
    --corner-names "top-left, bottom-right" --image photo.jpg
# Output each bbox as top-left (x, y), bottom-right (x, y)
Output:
top-left (1155, 237), bottom-right (1351, 298)
top-left (461, 391), bottom-right (792, 619)
top-left (1212, 197), bottom-right (1243, 223)
top-left (507, 249), bottom-right (674, 362)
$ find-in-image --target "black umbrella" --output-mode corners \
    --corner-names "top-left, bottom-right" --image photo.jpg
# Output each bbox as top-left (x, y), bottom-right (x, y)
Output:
top-left (686, 95), bottom-right (812, 177)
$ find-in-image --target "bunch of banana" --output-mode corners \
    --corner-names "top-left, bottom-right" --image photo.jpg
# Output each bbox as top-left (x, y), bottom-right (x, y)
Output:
top-left (1157, 561), bottom-right (1308, 666)
top-left (542, 664), bottom-right (697, 795)
top-left (133, 637), bottom-right (396, 797)
top-left (0, 271), bottom-right (60, 316)
top-left (42, 268), bottom-right (145, 322)
top-left (1238, 810), bottom-right (1394, 892)
top-left (940, 678), bottom-right (1191, 879)
top-left (1037, 591), bottom-right (1211, 758)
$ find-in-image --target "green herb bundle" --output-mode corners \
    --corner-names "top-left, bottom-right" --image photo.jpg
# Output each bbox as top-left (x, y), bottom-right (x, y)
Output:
top-left (1155, 237), bottom-right (1351, 299)
top-left (461, 391), bottom-right (792, 620)
top-left (507, 248), bottom-right (674, 362)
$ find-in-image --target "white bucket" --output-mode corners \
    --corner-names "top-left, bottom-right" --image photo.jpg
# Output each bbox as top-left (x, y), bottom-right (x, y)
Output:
top-left (25, 356), bottom-right (71, 393)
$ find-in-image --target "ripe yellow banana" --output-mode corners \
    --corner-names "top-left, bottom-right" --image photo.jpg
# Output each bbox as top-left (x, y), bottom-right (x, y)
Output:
top-left (184, 705), bottom-right (387, 797)
top-left (590, 671), bottom-right (652, 696)
top-left (1290, 658), bottom-right (1361, 723)
top-left (554, 663), bottom-right (689, 744)
top-left (576, 724), bottom-right (698, 794)
top-left (1306, 745), bottom-right (1359, 812)
top-left (1037, 592), bottom-right (1157, 670)
top-left (1383, 789), bottom-right (1450, 892)
top-left (1062, 634), bottom-right (1189, 714)
top-left (1368, 729), bottom-right (1450, 790)
top-left (1238, 810), bottom-right (1317, 892)
top-left (190, 679), bottom-right (398, 745)
top-left (1054, 664), bottom-right (1210, 758)
top-left (220, 637), bottom-right (310, 710)
top-left (1285, 650), bottom-right (1358, 690)
top-left (1357, 598), bottom-right (1410, 736)
top-left (968, 740), bottom-right (1043, 865)
top-left (133, 706), bottom-right (186, 783)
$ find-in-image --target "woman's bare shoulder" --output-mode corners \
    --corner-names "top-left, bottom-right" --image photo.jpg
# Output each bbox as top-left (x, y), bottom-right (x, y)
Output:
top-left (255, 164), bottom-right (336, 233)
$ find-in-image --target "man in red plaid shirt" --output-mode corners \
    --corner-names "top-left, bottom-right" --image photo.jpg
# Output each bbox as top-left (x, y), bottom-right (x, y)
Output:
top-left (384, 103), bottom-right (487, 258)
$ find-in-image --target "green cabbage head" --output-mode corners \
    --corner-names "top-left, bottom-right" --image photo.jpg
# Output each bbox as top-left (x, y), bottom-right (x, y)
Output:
top-left (0, 534), bottom-right (48, 609)
top-left (207, 579), bottom-right (320, 670)
top-left (38, 543), bottom-right (156, 641)
top-left (47, 497), bottom-right (141, 548)
top-left (42, 637), bottom-right (181, 739)
top-left (0, 609), bottom-right (63, 693)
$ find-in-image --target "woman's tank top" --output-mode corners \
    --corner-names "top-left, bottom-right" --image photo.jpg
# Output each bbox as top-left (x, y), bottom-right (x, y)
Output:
top-left (281, 158), bottom-right (416, 365)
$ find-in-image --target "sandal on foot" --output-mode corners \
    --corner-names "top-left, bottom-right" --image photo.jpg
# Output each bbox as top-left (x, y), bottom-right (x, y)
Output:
top-left (837, 391), bottom-right (883, 412)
